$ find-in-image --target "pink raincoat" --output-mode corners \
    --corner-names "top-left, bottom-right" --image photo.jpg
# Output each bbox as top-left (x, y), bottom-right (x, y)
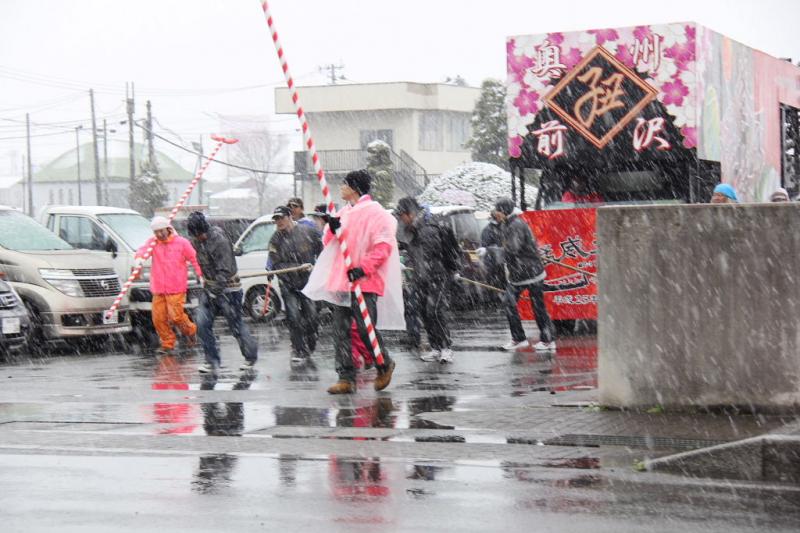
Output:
top-left (303, 195), bottom-right (405, 330)
top-left (136, 233), bottom-right (203, 295)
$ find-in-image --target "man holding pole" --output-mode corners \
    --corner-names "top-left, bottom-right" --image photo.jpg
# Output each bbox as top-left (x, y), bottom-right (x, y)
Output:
top-left (493, 197), bottom-right (557, 352)
top-left (303, 170), bottom-right (403, 394)
top-left (136, 216), bottom-right (203, 356)
top-left (267, 205), bottom-right (323, 365)
top-left (186, 211), bottom-right (258, 374)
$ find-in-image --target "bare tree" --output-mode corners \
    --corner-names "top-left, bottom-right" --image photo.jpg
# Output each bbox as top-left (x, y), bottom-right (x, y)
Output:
top-left (219, 116), bottom-right (291, 216)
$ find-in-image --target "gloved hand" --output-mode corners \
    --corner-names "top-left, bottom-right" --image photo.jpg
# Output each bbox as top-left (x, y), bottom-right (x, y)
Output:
top-left (300, 263), bottom-right (313, 271)
top-left (198, 276), bottom-right (205, 288)
top-left (476, 247), bottom-right (487, 258)
top-left (328, 216), bottom-right (341, 233)
top-left (347, 267), bottom-right (366, 282)
top-left (453, 272), bottom-right (462, 281)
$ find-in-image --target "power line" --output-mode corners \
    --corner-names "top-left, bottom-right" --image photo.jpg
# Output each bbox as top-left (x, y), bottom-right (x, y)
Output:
top-left (135, 121), bottom-right (295, 175)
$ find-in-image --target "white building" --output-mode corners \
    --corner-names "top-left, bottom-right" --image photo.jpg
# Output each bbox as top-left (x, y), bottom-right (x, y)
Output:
top-left (24, 140), bottom-right (195, 217)
top-left (275, 82), bottom-right (481, 206)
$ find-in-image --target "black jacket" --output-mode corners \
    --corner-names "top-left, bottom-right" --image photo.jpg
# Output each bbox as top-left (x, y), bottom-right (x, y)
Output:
top-left (500, 214), bottom-right (545, 285)
top-left (191, 226), bottom-right (240, 295)
top-left (267, 223), bottom-right (323, 290)
top-left (404, 213), bottom-right (461, 284)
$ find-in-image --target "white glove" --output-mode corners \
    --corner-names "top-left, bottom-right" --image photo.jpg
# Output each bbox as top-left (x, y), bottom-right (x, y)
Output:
top-left (301, 263), bottom-right (313, 271)
top-left (476, 247), bottom-right (487, 258)
top-left (198, 276), bottom-right (205, 288)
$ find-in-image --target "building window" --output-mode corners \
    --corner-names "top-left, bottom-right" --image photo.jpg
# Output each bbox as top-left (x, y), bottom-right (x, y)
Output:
top-left (67, 189), bottom-right (73, 204)
top-left (359, 129), bottom-right (394, 149)
top-left (49, 190), bottom-right (54, 204)
top-left (447, 113), bottom-right (471, 152)
top-left (58, 188), bottom-right (64, 204)
top-left (781, 103), bottom-right (800, 197)
top-left (419, 112), bottom-right (443, 151)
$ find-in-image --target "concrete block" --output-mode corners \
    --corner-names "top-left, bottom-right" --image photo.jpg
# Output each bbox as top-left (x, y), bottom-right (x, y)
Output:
top-left (597, 204), bottom-right (800, 411)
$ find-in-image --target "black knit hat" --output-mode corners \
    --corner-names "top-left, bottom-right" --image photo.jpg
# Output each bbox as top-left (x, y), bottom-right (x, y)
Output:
top-left (344, 169), bottom-right (372, 196)
top-left (186, 211), bottom-right (210, 236)
top-left (396, 196), bottom-right (420, 215)
top-left (494, 197), bottom-right (515, 216)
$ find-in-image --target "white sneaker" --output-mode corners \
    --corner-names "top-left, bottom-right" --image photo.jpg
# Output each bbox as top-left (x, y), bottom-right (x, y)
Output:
top-left (502, 339), bottom-right (530, 351)
top-left (198, 363), bottom-right (217, 374)
top-left (239, 360), bottom-right (256, 370)
top-left (438, 348), bottom-right (453, 363)
top-left (533, 340), bottom-right (557, 352)
top-left (419, 349), bottom-right (440, 362)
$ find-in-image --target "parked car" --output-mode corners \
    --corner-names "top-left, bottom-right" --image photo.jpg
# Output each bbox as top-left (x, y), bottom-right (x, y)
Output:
top-left (0, 206), bottom-right (131, 350)
top-left (0, 276), bottom-right (31, 356)
top-left (232, 215), bottom-right (283, 321)
top-left (40, 206), bottom-right (204, 343)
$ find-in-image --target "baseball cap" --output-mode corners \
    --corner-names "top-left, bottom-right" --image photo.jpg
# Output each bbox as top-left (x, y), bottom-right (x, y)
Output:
top-left (272, 206), bottom-right (292, 219)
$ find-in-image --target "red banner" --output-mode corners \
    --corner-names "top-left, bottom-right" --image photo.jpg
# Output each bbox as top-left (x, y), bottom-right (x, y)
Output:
top-left (517, 208), bottom-right (598, 321)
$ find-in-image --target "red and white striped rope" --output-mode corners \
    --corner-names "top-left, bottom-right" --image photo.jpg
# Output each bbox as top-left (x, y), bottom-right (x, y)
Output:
top-left (104, 136), bottom-right (235, 320)
top-left (260, 0), bottom-right (385, 366)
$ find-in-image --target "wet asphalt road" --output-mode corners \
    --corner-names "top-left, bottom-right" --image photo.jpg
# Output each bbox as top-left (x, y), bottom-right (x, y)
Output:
top-left (1, 310), bottom-right (799, 532)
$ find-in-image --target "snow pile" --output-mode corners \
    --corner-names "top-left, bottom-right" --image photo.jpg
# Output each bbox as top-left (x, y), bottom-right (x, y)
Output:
top-left (418, 162), bottom-right (529, 211)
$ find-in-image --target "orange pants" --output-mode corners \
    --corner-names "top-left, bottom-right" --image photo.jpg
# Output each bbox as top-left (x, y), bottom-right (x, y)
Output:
top-left (152, 293), bottom-right (196, 350)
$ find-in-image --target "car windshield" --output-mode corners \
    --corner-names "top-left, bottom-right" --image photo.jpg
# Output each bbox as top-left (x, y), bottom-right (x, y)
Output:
top-left (238, 222), bottom-right (276, 254)
top-left (0, 210), bottom-right (72, 251)
top-left (98, 213), bottom-right (153, 249)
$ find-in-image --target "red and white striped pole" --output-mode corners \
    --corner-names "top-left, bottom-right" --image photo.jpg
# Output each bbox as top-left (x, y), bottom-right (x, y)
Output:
top-left (260, 0), bottom-right (385, 366)
top-left (104, 135), bottom-right (238, 320)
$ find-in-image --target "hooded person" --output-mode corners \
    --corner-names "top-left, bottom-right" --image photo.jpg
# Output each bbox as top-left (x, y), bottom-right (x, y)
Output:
top-left (135, 216), bottom-right (203, 355)
top-left (395, 196), bottom-right (460, 364)
top-left (493, 197), bottom-right (556, 353)
top-left (302, 169), bottom-right (403, 394)
top-left (186, 211), bottom-right (258, 374)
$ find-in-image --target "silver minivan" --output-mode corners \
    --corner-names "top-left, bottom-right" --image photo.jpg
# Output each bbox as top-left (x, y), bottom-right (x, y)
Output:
top-left (0, 206), bottom-right (131, 347)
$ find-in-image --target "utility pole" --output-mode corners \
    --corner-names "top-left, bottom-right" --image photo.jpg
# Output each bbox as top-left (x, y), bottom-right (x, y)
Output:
top-left (126, 82), bottom-right (135, 190)
top-left (75, 126), bottom-right (83, 205)
top-left (25, 113), bottom-right (33, 216)
top-left (192, 137), bottom-right (204, 205)
top-left (318, 63), bottom-right (345, 84)
top-left (102, 118), bottom-right (109, 205)
top-left (146, 100), bottom-right (155, 171)
top-left (90, 89), bottom-right (101, 205)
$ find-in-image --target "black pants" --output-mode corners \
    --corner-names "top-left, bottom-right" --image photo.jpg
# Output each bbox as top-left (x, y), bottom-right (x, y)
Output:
top-left (332, 292), bottom-right (392, 383)
top-left (403, 284), bottom-right (422, 347)
top-left (504, 281), bottom-right (554, 344)
top-left (415, 279), bottom-right (452, 350)
top-left (280, 285), bottom-right (318, 357)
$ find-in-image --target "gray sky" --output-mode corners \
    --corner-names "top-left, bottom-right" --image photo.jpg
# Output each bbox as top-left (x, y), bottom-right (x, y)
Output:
top-left (1, 0), bottom-right (798, 176)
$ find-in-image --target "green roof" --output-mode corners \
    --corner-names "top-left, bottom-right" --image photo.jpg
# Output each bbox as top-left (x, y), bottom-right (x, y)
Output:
top-left (34, 140), bottom-right (193, 183)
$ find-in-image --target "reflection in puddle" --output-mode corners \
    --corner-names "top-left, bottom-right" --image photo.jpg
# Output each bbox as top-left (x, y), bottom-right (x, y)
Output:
top-left (192, 454), bottom-right (238, 494)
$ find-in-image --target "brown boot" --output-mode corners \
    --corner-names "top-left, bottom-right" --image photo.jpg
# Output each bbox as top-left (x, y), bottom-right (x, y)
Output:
top-left (373, 360), bottom-right (396, 391)
top-left (327, 380), bottom-right (356, 394)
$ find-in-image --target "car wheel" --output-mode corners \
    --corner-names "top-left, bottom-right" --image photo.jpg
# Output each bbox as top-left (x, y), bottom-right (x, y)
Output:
top-left (245, 285), bottom-right (281, 322)
top-left (554, 319), bottom-right (577, 336)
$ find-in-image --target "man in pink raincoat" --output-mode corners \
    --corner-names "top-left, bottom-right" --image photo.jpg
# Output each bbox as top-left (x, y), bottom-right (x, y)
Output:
top-left (304, 170), bottom-right (402, 394)
top-left (136, 216), bottom-right (203, 355)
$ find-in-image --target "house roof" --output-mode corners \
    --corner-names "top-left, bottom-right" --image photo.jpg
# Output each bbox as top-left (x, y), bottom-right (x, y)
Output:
top-left (34, 139), bottom-right (192, 183)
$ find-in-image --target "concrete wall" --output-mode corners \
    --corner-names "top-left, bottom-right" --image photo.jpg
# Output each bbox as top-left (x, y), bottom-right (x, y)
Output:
top-left (598, 204), bottom-right (800, 411)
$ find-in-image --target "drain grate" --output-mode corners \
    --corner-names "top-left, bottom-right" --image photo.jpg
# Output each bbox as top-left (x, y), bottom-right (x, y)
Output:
top-left (543, 433), bottom-right (729, 450)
